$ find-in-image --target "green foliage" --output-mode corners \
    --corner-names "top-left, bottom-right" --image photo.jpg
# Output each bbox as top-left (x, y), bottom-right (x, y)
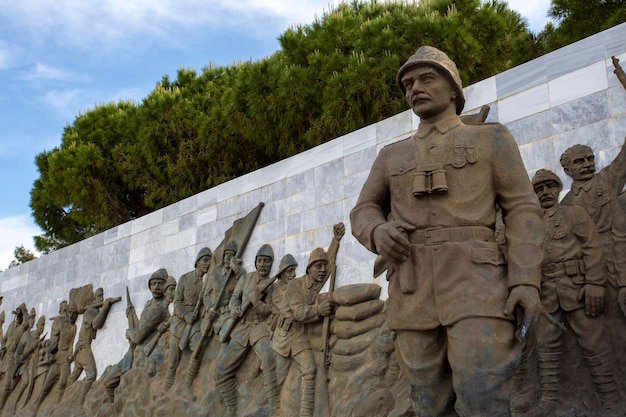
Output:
top-left (31, 0), bottom-right (543, 252)
top-left (7, 245), bottom-right (37, 269)
top-left (539, 0), bottom-right (626, 51)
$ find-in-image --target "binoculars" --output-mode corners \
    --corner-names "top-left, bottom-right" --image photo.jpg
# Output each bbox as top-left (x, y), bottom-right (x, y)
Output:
top-left (412, 163), bottom-right (448, 196)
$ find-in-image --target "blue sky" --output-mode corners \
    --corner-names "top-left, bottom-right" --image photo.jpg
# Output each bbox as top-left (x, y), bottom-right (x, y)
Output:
top-left (0, 0), bottom-right (552, 268)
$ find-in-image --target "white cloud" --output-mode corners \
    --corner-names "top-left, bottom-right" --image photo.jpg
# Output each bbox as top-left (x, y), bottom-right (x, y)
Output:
top-left (19, 62), bottom-right (73, 81)
top-left (0, 214), bottom-right (40, 270)
top-left (0, 0), bottom-right (344, 50)
top-left (42, 88), bottom-right (82, 117)
top-left (507, 0), bottom-right (551, 32)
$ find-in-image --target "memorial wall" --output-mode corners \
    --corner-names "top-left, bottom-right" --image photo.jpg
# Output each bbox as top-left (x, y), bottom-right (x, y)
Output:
top-left (0, 22), bottom-right (624, 417)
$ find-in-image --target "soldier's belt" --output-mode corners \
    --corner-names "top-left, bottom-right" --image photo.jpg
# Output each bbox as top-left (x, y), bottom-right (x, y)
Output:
top-left (409, 226), bottom-right (494, 245)
top-left (542, 259), bottom-right (585, 276)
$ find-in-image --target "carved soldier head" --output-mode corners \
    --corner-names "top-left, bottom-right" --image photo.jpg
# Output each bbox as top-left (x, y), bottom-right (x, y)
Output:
top-left (149, 268), bottom-right (168, 298)
top-left (277, 254), bottom-right (298, 283)
top-left (164, 276), bottom-right (177, 303)
top-left (37, 316), bottom-right (46, 335)
top-left (95, 288), bottom-right (104, 304)
top-left (12, 303), bottom-right (27, 324)
top-left (397, 46), bottom-right (465, 120)
top-left (255, 244), bottom-right (274, 278)
top-left (59, 300), bottom-right (68, 317)
top-left (195, 247), bottom-right (212, 274)
top-left (560, 144), bottom-right (595, 181)
top-left (532, 169), bottom-right (563, 210)
top-left (28, 308), bottom-right (36, 329)
top-left (67, 303), bottom-right (79, 324)
top-left (223, 241), bottom-right (238, 272)
top-left (307, 248), bottom-right (329, 283)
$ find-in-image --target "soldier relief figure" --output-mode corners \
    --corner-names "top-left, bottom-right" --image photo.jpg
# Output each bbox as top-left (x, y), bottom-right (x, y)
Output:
top-left (351, 46), bottom-right (544, 416)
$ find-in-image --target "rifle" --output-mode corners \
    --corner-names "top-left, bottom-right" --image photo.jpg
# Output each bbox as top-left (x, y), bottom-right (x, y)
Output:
top-left (120, 286), bottom-right (136, 372)
top-left (142, 326), bottom-right (162, 358)
top-left (219, 275), bottom-right (278, 343)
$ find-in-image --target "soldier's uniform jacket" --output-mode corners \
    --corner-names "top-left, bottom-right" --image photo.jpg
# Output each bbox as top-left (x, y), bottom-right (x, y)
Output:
top-left (171, 270), bottom-right (203, 339)
top-left (56, 320), bottom-right (76, 364)
top-left (203, 265), bottom-right (244, 334)
top-left (127, 297), bottom-right (170, 346)
top-left (562, 142), bottom-right (626, 287)
top-left (15, 328), bottom-right (40, 376)
top-left (272, 274), bottom-right (324, 357)
top-left (229, 271), bottom-right (274, 347)
top-left (350, 115), bottom-right (543, 330)
top-left (541, 204), bottom-right (606, 312)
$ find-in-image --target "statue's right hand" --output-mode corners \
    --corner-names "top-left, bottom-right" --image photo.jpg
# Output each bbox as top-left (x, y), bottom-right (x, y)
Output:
top-left (372, 221), bottom-right (416, 263)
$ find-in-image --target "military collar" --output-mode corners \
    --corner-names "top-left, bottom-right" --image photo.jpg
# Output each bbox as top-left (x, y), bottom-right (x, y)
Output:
top-left (305, 274), bottom-right (318, 289)
top-left (415, 115), bottom-right (462, 138)
top-left (571, 178), bottom-right (592, 195)
top-left (543, 204), bottom-right (559, 218)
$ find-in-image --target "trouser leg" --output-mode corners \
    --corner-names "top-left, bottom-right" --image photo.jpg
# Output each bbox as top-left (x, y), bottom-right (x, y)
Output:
top-left (395, 328), bottom-right (456, 417)
top-left (447, 318), bottom-right (518, 417)
top-left (215, 340), bottom-right (248, 417)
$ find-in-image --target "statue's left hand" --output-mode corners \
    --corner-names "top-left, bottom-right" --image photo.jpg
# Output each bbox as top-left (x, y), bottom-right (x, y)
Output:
top-left (504, 285), bottom-right (541, 340)
top-left (578, 284), bottom-right (605, 317)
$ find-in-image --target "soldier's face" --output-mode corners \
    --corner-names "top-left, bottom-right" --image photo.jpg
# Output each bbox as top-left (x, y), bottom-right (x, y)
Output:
top-left (196, 255), bottom-right (211, 274)
top-left (150, 279), bottom-right (165, 298)
top-left (565, 149), bottom-right (595, 181)
top-left (29, 315), bottom-right (36, 328)
top-left (401, 65), bottom-right (457, 122)
top-left (68, 310), bottom-right (78, 324)
top-left (223, 251), bottom-right (235, 271)
top-left (534, 180), bottom-right (561, 209)
top-left (95, 289), bottom-right (104, 303)
top-left (60, 302), bottom-right (67, 316)
top-left (255, 256), bottom-right (273, 277)
top-left (37, 320), bottom-right (45, 334)
top-left (164, 285), bottom-right (176, 303)
top-left (283, 266), bottom-right (297, 281)
top-left (308, 260), bottom-right (328, 283)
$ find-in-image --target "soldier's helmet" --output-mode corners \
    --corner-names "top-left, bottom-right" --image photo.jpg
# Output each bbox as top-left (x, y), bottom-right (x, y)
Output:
top-left (277, 254), bottom-right (298, 276)
top-left (148, 268), bottom-right (169, 289)
top-left (256, 244), bottom-right (274, 261)
top-left (12, 303), bottom-right (27, 317)
top-left (68, 302), bottom-right (78, 314)
top-left (164, 276), bottom-right (177, 292)
top-left (532, 169), bottom-right (562, 189)
top-left (306, 248), bottom-right (329, 273)
top-left (195, 247), bottom-right (213, 267)
top-left (224, 241), bottom-right (238, 256)
top-left (37, 316), bottom-right (45, 327)
top-left (397, 46), bottom-right (465, 115)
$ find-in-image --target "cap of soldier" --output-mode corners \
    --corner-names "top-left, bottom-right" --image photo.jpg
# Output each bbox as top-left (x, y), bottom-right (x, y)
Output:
top-left (277, 254), bottom-right (298, 276)
top-left (256, 244), bottom-right (274, 261)
top-left (164, 276), bottom-right (177, 292)
top-left (224, 241), bottom-right (238, 255)
top-left (306, 248), bottom-right (329, 272)
top-left (149, 268), bottom-right (169, 288)
top-left (397, 46), bottom-right (465, 115)
top-left (37, 316), bottom-right (45, 327)
top-left (532, 169), bottom-right (562, 188)
top-left (12, 303), bottom-right (27, 316)
top-left (195, 247), bottom-right (213, 267)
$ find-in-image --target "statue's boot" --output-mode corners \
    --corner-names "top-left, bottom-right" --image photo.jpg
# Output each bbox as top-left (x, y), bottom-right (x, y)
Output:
top-left (77, 380), bottom-right (93, 408)
top-left (528, 350), bottom-right (560, 417)
top-left (218, 378), bottom-right (238, 417)
top-left (584, 350), bottom-right (622, 416)
top-left (104, 385), bottom-right (116, 404)
top-left (299, 374), bottom-right (315, 417)
top-left (263, 369), bottom-right (280, 414)
top-left (183, 357), bottom-right (200, 401)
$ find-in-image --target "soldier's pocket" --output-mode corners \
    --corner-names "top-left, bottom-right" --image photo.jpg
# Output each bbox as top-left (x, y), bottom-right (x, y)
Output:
top-left (389, 167), bottom-right (417, 206)
top-left (471, 243), bottom-right (506, 267)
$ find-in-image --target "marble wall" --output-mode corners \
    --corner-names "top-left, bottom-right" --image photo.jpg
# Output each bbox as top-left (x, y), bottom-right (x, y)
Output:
top-left (1, 23), bottom-right (626, 374)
